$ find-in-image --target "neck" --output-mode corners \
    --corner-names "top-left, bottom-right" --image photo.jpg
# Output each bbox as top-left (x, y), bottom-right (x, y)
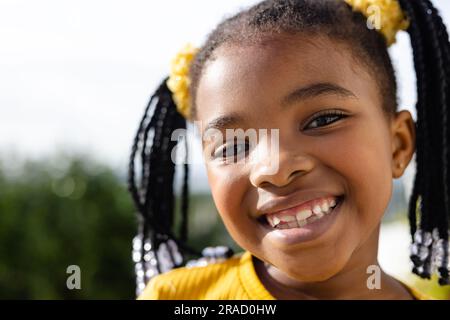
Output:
top-left (254, 224), bottom-right (412, 299)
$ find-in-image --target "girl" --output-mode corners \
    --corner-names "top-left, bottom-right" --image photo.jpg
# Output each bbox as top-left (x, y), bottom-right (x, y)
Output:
top-left (129, 0), bottom-right (450, 299)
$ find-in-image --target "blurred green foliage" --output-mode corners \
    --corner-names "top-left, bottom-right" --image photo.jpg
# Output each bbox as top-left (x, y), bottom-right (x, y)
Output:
top-left (0, 154), bottom-right (237, 299)
top-left (0, 155), bottom-right (137, 299)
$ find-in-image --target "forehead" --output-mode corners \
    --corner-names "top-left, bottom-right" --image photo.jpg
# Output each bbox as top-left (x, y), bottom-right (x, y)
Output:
top-left (195, 34), bottom-right (377, 123)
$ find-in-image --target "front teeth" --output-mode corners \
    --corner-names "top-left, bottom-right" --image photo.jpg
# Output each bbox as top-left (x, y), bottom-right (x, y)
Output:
top-left (281, 215), bottom-right (296, 222)
top-left (296, 209), bottom-right (312, 221)
top-left (312, 205), bottom-right (322, 214)
top-left (265, 197), bottom-right (339, 229)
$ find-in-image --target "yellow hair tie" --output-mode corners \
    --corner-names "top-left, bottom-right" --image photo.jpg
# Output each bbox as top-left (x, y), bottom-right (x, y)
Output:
top-left (344, 0), bottom-right (409, 46)
top-left (166, 43), bottom-right (199, 120)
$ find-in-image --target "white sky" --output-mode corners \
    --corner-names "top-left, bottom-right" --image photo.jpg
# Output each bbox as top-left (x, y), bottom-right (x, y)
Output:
top-left (0, 0), bottom-right (449, 192)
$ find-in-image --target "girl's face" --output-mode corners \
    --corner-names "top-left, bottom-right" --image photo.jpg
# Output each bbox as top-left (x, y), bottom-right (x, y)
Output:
top-left (194, 35), bottom-right (414, 283)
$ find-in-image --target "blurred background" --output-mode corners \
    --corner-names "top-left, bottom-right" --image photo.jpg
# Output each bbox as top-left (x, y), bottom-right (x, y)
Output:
top-left (1, 0), bottom-right (450, 299)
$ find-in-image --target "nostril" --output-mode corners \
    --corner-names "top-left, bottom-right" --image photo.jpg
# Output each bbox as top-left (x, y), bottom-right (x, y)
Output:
top-left (258, 181), bottom-right (272, 188)
top-left (289, 170), bottom-right (305, 180)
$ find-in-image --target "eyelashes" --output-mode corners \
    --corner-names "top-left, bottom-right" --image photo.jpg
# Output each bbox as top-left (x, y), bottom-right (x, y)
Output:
top-left (211, 138), bottom-right (250, 161)
top-left (303, 109), bottom-right (348, 130)
top-left (209, 109), bottom-right (349, 161)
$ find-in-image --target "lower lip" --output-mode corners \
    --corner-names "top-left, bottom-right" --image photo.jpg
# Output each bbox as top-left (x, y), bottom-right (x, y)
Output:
top-left (259, 197), bottom-right (344, 247)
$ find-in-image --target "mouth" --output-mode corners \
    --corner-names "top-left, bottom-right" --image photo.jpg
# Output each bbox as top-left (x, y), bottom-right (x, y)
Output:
top-left (257, 195), bottom-right (343, 228)
top-left (257, 195), bottom-right (345, 246)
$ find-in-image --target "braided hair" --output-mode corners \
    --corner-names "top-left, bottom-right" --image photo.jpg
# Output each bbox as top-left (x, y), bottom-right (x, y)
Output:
top-left (128, 79), bottom-right (234, 295)
top-left (397, 0), bottom-right (450, 285)
top-left (129, 0), bottom-right (450, 294)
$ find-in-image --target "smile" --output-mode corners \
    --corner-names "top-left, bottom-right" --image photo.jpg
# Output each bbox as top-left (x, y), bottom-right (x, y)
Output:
top-left (265, 196), bottom-right (339, 229)
top-left (257, 195), bottom-right (344, 246)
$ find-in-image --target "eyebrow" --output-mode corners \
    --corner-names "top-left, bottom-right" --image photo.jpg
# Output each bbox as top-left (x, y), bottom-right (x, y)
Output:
top-left (204, 113), bottom-right (244, 132)
top-left (203, 82), bottom-right (356, 132)
top-left (281, 82), bottom-right (357, 108)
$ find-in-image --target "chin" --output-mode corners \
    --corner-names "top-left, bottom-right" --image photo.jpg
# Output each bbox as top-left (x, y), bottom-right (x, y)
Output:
top-left (277, 249), bottom-right (351, 283)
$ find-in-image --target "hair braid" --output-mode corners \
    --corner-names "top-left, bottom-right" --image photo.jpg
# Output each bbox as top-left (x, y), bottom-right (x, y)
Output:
top-left (128, 79), bottom-right (202, 295)
top-left (399, 0), bottom-right (450, 284)
top-left (398, 0), bottom-right (427, 242)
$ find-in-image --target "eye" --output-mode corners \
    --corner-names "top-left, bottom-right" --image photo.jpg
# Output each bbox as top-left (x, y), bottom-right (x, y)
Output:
top-left (212, 139), bottom-right (250, 161)
top-left (304, 110), bottom-right (347, 130)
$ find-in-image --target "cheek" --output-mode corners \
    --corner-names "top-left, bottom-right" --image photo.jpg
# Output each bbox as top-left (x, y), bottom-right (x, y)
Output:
top-left (322, 122), bottom-right (393, 236)
top-left (206, 165), bottom-right (253, 235)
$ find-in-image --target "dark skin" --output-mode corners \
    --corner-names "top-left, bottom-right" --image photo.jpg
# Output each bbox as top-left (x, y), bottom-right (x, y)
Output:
top-left (194, 34), bottom-right (416, 299)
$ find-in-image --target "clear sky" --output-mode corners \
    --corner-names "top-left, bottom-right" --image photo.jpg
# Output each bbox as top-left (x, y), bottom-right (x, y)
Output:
top-left (1, 0), bottom-right (449, 192)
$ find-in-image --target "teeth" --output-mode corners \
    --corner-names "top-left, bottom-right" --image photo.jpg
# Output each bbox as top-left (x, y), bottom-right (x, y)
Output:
top-left (330, 199), bottom-right (336, 207)
top-left (264, 197), bottom-right (341, 229)
top-left (273, 216), bottom-right (281, 226)
top-left (266, 216), bottom-right (274, 227)
top-left (288, 221), bottom-right (299, 228)
top-left (312, 205), bottom-right (322, 214)
top-left (280, 215), bottom-right (296, 223)
top-left (296, 209), bottom-right (312, 221)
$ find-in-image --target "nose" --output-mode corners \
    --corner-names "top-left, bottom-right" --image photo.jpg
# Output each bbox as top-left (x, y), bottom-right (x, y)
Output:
top-left (249, 143), bottom-right (315, 188)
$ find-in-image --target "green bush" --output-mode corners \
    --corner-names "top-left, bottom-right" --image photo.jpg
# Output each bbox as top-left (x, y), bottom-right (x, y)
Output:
top-left (0, 156), bottom-right (137, 299)
top-left (0, 155), bottom-right (238, 299)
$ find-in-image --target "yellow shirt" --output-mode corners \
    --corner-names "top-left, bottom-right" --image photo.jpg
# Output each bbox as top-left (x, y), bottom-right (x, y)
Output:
top-left (138, 250), bottom-right (431, 300)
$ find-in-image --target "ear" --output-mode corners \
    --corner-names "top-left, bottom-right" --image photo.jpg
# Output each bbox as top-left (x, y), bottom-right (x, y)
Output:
top-left (390, 110), bottom-right (416, 179)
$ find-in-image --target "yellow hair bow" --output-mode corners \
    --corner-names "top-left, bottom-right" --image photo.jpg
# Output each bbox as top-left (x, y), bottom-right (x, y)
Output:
top-left (344, 0), bottom-right (409, 46)
top-left (166, 43), bottom-right (199, 120)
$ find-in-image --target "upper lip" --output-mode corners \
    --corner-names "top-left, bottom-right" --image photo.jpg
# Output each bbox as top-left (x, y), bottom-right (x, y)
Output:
top-left (256, 190), bottom-right (342, 217)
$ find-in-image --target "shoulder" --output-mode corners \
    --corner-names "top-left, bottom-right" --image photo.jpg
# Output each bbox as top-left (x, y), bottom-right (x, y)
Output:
top-left (138, 252), bottom-right (245, 300)
top-left (404, 284), bottom-right (435, 300)
top-left (395, 278), bottom-right (435, 300)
